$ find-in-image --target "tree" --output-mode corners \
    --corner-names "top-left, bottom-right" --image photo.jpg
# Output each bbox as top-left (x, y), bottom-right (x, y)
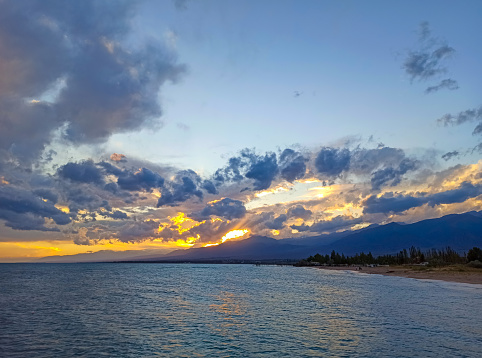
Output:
top-left (467, 247), bottom-right (482, 262)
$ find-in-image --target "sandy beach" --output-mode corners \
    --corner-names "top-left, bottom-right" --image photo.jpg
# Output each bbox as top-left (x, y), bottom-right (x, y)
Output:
top-left (315, 265), bottom-right (482, 285)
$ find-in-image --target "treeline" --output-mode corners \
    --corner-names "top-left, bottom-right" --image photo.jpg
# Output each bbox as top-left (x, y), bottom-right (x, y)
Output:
top-left (302, 246), bottom-right (482, 266)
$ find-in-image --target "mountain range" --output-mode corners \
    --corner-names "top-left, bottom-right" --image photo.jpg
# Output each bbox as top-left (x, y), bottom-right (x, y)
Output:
top-left (38, 211), bottom-right (482, 263)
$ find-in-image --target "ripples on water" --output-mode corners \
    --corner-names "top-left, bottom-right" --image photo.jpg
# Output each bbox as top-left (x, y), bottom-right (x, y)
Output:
top-left (0, 264), bottom-right (481, 357)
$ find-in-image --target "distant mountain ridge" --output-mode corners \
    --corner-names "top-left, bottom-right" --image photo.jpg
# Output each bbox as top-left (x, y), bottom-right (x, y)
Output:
top-left (38, 211), bottom-right (482, 262)
top-left (151, 211), bottom-right (482, 261)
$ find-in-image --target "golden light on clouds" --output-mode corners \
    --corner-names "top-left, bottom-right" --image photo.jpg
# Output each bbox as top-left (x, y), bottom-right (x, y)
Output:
top-left (202, 228), bottom-right (249, 247)
top-left (307, 185), bottom-right (332, 198)
top-left (167, 212), bottom-right (203, 234)
top-left (55, 205), bottom-right (70, 213)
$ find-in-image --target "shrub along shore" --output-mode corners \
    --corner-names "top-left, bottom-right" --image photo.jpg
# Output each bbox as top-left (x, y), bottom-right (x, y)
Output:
top-left (297, 246), bottom-right (482, 285)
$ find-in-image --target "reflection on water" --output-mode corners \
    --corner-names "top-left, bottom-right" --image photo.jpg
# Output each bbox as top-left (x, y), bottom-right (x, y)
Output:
top-left (0, 263), bottom-right (481, 357)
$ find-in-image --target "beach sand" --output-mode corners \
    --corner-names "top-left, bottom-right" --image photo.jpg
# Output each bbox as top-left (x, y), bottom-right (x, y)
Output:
top-left (315, 265), bottom-right (482, 285)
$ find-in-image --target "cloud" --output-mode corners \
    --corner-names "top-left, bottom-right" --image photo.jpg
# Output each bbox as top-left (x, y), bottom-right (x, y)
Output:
top-left (157, 170), bottom-right (210, 207)
top-left (314, 147), bottom-right (350, 176)
top-left (57, 160), bottom-right (104, 185)
top-left (110, 153), bottom-right (127, 162)
top-left (279, 149), bottom-right (307, 182)
top-left (201, 180), bottom-right (218, 195)
top-left (265, 214), bottom-right (288, 230)
top-left (370, 158), bottom-right (418, 190)
top-left (100, 210), bottom-right (128, 220)
top-left (363, 181), bottom-right (482, 214)
top-left (214, 149), bottom-right (279, 190)
top-left (33, 188), bottom-right (58, 204)
top-left (425, 79), bottom-right (459, 94)
top-left (0, 186), bottom-right (71, 231)
top-left (287, 205), bottom-right (312, 220)
top-left (243, 151), bottom-right (279, 190)
top-left (117, 168), bottom-right (164, 192)
top-left (437, 106), bottom-right (482, 143)
top-left (363, 193), bottom-right (425, 214)
top-left (441, 151), bottom-right (459, 161)
top-left (196, 198), bottom-right (247, 220)
top-left (291, 216), bottom-right (362, 233)
top-left (0, 1), bottom-right (185, 164)
top-left (403, 22), bottom-right (457, 93)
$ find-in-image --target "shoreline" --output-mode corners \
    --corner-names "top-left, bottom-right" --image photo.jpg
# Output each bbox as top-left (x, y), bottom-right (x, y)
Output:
top-left (314, 265), bottom-right (482, 285)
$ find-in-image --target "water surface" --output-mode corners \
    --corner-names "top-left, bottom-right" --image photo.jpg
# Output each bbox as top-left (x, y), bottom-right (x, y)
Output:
top-left (1, 264), bottom-right (481, 357)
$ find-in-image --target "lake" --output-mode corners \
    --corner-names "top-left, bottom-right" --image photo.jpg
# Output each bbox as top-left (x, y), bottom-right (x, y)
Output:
top-left (1, 263), bottom-right (481, 357)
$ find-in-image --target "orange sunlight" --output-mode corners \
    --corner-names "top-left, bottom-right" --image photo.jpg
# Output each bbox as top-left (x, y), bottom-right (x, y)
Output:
top-left (202, 229), bottom-right (249, 247)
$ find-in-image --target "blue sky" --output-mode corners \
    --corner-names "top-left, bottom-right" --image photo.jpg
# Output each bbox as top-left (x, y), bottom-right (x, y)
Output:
top-left (104, 0), bottom-right (482, 172)
top-left (0, 0), bottom-right (481, 261)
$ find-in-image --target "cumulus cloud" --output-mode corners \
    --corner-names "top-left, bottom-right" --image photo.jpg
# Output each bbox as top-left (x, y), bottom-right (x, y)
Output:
top-left (279, 149), bottom-right (307, 182)
top-left (110, 153), bottom-right (127, 162)
top-left (0, 186), bottom-right (71, 231)
top-left (157, 170), bottom-right (204, 207)
top-left (291, 216), bottom-right (362, 233)
top-left (195, 198), bottom-right (247, 220)
top-left (363, 181), bottom-right (482, 214)
top-left (370, 158), bottom-right (418, 190)
top-left (287, 205), bottom-right (312, 220)
top-left (0, 0), bottom-right (185, 164)
top-left (118, 168), bottom-right (165, 192)
top-left (100, 210), bottom-right (128, 220)
top-left (403, 22), bottom-right (457, 93)
top-left (314, 147), bottom-right (350, 176)
top-left (265, 214), bottom-right (288, 230)
top-left (214, 149), bottom-right (279, 190)
top-left (58, 160), bottom-right (104, 185)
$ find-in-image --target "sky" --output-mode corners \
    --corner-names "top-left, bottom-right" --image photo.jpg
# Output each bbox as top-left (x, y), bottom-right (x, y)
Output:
top-left (1, 0), bottom-right (482, 262)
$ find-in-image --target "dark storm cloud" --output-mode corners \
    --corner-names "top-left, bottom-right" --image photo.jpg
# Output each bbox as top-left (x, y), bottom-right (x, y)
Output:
top-left (245, 152), bottom-right (279, 190)
top-left (0, 0), bottom-right (185, 164)
top-left (214, 149), bottom-right (279, 190)
top-left (33, 188), bottom-right (58, 204)
top-left (157, 170), bottom-right (203, 207)
top-left (265, 214), bottom-right (287, 230)
top-left (64, 187), bottom-right (110, 214)
top-left (279, 149), bottom-right (307, 182)
top-left (104, 183), bottom-right (119, 194)
top-left (425, 79), bottom-right (459, 94)
top-left (0, 100), bottom-right (60, 163)
top-left (314, 147), bottom-right (350, 176)
top-left (58, 160), bottom-right (104, 185)
top-left (370, 158), bottom-right (418, 190)
top-left (202, 180), bottom-right (218, 195)
top-left (363, 193), bottom-right (425, 214)
top-left (426, 182), bottom-right (482, 207)
top-left (403, 22), bottom-right (457, 93)
top-left (117, 168), bottom-right (164, 192)
top-left (287, 205), bottom-right (312, 220)
top-left (0, 186), bottom-right (71, 231)
top-left (196, 198), bottom-right (247, 220)
top-left (363, 182), bottom-right (482, 214)
top-left (97, 161), bottom-right (125, 177)
top-left (291, 216), bottom-right (362, 233)
top-left (100, 210), bottom-right (128, 220)
top-left (117, 220), bottom-right (160, 242)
